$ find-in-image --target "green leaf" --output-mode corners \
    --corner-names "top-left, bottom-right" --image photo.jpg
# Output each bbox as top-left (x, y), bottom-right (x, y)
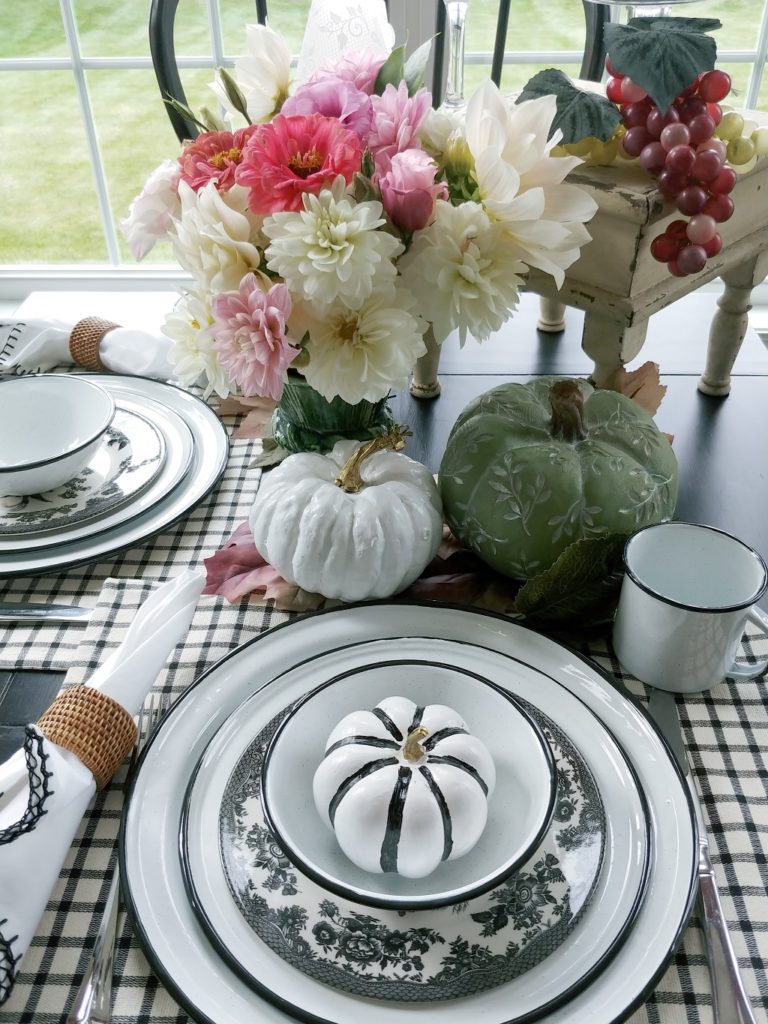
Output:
top-left (517, 68), bottom-right (621, 143)
top-left (404, 38), bottom-right (432, 95)
top-left (604, 23), bottom-right (717, 111)
top-left (627, 16), bottom-right (722, 33)
top-left (374, 45), bottom-right (406, 95)
top-left (513, 533), bottom-right (628, 627)
top-left (217, 67), bottom-right (252, 124)
top-left (199, 106), bottom-right (228, 132)
top-left (163, 94), bottom-right (210, 133)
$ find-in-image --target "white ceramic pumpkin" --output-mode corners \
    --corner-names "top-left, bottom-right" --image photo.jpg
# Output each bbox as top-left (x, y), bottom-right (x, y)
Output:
top-left (248, 432), bottom-right (443, 602)
top-left (312, 696), bottom-right (496, 879)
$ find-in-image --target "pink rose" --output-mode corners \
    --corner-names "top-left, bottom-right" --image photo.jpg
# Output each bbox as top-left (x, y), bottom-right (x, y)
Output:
top-left (210, 273), bottom-right (298, 400)
top-left (308, 49), bottom-right (386, 95)
top-left (369, 83), bottom-right (432, 176)
top-left (281, 80), bottom-right (373, 140)
top-left (379, 150), bottom-right (448, 233)
top-left (235, 113), bottom-right (362, 214)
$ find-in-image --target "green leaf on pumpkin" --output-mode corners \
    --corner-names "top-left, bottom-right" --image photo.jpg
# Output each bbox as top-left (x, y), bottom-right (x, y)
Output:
top-left (604, 21), bottom-right (718, 112)
top-left (374, 45), bottom-right (406, 95)
top-left (404, 38), bottom-right (433, 96)
top-left (517, 68), bottom-right (621, 143)
top-left (513, 533), bottom-right (628, 627)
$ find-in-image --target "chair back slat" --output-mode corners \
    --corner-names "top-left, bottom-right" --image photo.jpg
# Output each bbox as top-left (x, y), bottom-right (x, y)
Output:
top-left (490, 0), bottom-right (511, 88)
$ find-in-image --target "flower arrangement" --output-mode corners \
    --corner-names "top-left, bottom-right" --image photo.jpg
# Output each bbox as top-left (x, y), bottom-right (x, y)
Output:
top-left (122, 24), bottom-right (598, 407)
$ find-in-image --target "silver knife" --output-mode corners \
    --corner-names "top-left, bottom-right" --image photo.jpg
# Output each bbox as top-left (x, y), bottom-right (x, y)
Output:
top-left (0, 602), bottom-right (92, 624)
top-left (648, 688), bottom-right (757, 1024)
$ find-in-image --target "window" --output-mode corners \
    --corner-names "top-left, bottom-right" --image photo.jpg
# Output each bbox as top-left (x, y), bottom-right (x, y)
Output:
top-left (1, 0), bottom-right (767, 299)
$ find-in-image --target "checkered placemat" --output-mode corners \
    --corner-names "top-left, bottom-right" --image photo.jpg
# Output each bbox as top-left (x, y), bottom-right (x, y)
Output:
top-left (0, 409), bottom-right (766, 1021)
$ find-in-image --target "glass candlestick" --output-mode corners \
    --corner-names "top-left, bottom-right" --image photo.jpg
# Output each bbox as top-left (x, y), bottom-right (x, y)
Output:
top-left (442, 0), bottom-right (470, 110)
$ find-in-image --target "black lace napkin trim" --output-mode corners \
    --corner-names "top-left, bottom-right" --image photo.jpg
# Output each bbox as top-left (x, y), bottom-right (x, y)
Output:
top-left (0, 727), bottom-right (54, 845)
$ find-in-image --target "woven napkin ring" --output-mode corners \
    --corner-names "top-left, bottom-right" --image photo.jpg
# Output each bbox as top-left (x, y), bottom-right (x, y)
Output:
top-left (69, 316), bottom-right (120, 372)
top-left (37, 687), bottom-right (137, 789)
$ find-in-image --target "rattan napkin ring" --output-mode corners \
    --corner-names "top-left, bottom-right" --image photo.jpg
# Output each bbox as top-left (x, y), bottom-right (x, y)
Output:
top-left (69, 316), bottom-right (120, 372)
top-left (37, 687), bottom-right (137, 789)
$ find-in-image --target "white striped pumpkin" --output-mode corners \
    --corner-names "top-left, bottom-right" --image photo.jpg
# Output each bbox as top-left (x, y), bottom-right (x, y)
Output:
top-left (312, 696), bottom-right (496, 879)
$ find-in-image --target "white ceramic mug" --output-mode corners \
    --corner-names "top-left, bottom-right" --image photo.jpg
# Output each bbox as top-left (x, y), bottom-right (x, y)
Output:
top-left (612, 522), bottom-right (768, 693)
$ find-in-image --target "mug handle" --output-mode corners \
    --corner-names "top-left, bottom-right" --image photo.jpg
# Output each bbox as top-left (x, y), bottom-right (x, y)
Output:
top-left (729, 605), bottom-right (768, 679)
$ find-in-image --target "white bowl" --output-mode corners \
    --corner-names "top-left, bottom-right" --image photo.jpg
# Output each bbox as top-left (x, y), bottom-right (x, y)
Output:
top-left (261, 659), bottom-right (557, 910)
top-left (0, 375), bottom-right (115, 496)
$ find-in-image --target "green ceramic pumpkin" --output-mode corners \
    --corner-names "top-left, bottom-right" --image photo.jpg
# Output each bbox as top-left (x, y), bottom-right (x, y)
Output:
top-left (439, 377), bottom-right (678, 581)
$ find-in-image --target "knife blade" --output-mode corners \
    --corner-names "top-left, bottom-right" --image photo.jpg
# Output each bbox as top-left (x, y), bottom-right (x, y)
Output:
top-left (0, 602), bottom-right (92, 624)
top-left (647, 687), bottom-right (757, 1024)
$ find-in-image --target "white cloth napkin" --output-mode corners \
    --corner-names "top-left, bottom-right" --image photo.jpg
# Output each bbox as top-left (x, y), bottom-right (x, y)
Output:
top-left (0, 318), bottom-right (175, 379)
top-left (0, 570), bottom-right (205, 1005)
top-left (295, 0), bottom-right (394, 83)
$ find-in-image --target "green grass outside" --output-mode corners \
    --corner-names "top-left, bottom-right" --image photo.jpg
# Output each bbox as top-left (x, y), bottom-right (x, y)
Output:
top-left (1, 0), bottom-right (765, 265)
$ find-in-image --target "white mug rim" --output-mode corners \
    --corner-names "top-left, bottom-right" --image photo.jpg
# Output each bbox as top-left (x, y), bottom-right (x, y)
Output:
top-left (623, 521), bottom-right (768, 613)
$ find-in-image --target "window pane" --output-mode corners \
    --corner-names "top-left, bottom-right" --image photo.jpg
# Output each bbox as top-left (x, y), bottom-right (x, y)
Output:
top-left (220, 0), bottom-right (313, 57)
top-left (718, 61), bottom-right (766, 110)
top-left (72, 0), bottom-right (150, 57)
top-left (693, 0), bottom-right (766, 52)
top-left (0, 0), bottom-right (67, 58)
top-left (1, 71), bottom-right (107, 263)
top-left (469, 1), bottom-right (584, 54)
top-left (173, 0), bottom-right (214, 55)
top-left (87, 68), bottom-right (190, 264)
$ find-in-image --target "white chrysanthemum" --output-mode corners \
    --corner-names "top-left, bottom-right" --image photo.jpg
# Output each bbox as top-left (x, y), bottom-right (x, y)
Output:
top-left (163, 291), bottom-right (231, 399)
top-left (400, 199), bottom-right (526, 345)
top-left (210, 23), bottom-right (292, 123)
top-left (171, 181), bottom-right (262, 295)
top-left (463, 80), bottom-right (598, 286)
top-left (263, 178), bottom-right (403, 309)
top-left (296, 286), bottom-right (426, 404)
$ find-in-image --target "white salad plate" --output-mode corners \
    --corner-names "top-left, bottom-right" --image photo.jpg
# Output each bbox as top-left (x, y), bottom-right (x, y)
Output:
top-left (0, 406), bottom-right (167, 544)
top-left (0, 375), bottom-right (228, 577)
top-left (121, 604), bottom-right (697, 1024)
top-left (260, 660), bottom-right (558, 910)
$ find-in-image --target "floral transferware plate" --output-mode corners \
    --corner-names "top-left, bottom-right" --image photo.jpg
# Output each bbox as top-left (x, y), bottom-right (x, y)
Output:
top-left (0, 407), bottom-right (165, 536)
top-left (121, 604), bottom-right (694, 1024)
top-left (183, 687), bottom-right (603, 1002)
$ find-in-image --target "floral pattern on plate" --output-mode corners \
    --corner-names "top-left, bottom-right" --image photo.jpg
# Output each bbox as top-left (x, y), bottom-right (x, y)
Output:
top-left (217, 701), bottom-right (605, 1001)
top-left (0, 407), bottom-right (164, 535)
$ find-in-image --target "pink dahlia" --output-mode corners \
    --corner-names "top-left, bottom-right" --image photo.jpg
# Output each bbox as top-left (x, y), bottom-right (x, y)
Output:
top-left (308, 49), bottom-right (386, 95)
top-left (210, 273), bottom-right (298, 401)
top-left (281, 80), bottom-right (373, 140)
top-left (179, 126), bottom-right (258, 193)
top-left (380, 150), bottom-right (448, 234)
top-left (235, 114), bottom-right (362, 214)
top-left (369, 83), bottom-right (432, 176)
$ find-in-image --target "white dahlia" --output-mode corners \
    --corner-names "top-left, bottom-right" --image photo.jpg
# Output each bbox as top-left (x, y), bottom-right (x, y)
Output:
top-left (171, 181), bottom-right (262, 295)
top-left (296, 286), bottom-right (426, 404)
top-left (263, 178), bottom-right (403, 309)
top-left (163, 291), bottom-right (232, 399)
top-left (463, 80), bottom-right (598, 286)
top-left (400, 199), bottom-right (526, 345)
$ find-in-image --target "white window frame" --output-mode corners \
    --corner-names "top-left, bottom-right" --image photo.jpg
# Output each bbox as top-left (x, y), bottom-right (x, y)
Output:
top-left (1, 0), bottom-right (767, 310)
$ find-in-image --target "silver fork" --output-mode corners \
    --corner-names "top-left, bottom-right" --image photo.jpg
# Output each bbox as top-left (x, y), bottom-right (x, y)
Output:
top-left (66, 689), bottom-right (170, 1024)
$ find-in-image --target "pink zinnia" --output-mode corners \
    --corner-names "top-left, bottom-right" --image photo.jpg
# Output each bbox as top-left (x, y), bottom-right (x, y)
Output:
top-left (281, 80), bottom-right (373, 140)
top-left (210, 274), bottom-right (298, 401)
top-left (380, 150), bottom-right (448, 234)
top-left (179, 126), bottom-right (258, 192)
top-left (308, 49), bottom-right (386, 95)
top-left (369, 83), bottom-right (432, 176)
top-left (235, 114), bottom-right (362, 215)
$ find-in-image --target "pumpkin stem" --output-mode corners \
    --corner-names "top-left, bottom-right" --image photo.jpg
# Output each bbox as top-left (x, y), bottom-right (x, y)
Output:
top-left (403, 726), bottom-right (429, 763)
top-left (549, 380), bottom-right (587, 443)
top-left (335, 425), bottom-right (412, 493)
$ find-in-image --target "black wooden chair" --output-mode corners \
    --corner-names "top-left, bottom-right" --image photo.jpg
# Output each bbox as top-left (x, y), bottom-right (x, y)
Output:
top-left (149, 0), bottom-right (609, 143)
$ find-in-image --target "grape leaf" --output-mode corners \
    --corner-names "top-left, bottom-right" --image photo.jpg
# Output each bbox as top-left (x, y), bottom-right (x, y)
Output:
top-left (512, 534), bottom-right (628, 627)
top-left (604, 22), bottom-right (717, 111)
top-left (627, 16), bottom-right (722, 33)
top-left (517, 69), bottom-right (621, 143)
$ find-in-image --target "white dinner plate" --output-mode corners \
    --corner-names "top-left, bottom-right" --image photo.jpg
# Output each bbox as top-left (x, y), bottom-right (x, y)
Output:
top-left (121, 604), bottom-right (697, 1024)
top-left (0, 406), bottom-right (165, 537)
top-left (0, 375), bottom-right (228, 577)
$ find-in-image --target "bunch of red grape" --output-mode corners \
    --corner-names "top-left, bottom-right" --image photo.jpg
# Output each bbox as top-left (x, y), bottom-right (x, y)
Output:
top-left (605, 58), bottom-right (734, 277)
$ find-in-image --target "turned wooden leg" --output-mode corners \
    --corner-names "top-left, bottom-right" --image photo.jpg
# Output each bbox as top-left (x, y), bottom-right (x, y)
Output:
top-left (699, 252), bottom-right (768, 396)
top-left (538, 298), bottom-right (567, 332)
top-left (410, 324), bottom-right (441, 399)
top-left (581, 309), bottom-right (649, 386)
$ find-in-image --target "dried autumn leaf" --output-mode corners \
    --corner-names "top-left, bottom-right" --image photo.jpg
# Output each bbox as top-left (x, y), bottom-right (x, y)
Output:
top-left (602, 360), bottom-right (667, 418)
top-left (216, 395), bottom-right (277, 417)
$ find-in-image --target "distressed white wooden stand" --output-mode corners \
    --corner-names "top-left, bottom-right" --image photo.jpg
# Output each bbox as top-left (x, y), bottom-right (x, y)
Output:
top-left (410, 107), bottom-right (768, 400)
